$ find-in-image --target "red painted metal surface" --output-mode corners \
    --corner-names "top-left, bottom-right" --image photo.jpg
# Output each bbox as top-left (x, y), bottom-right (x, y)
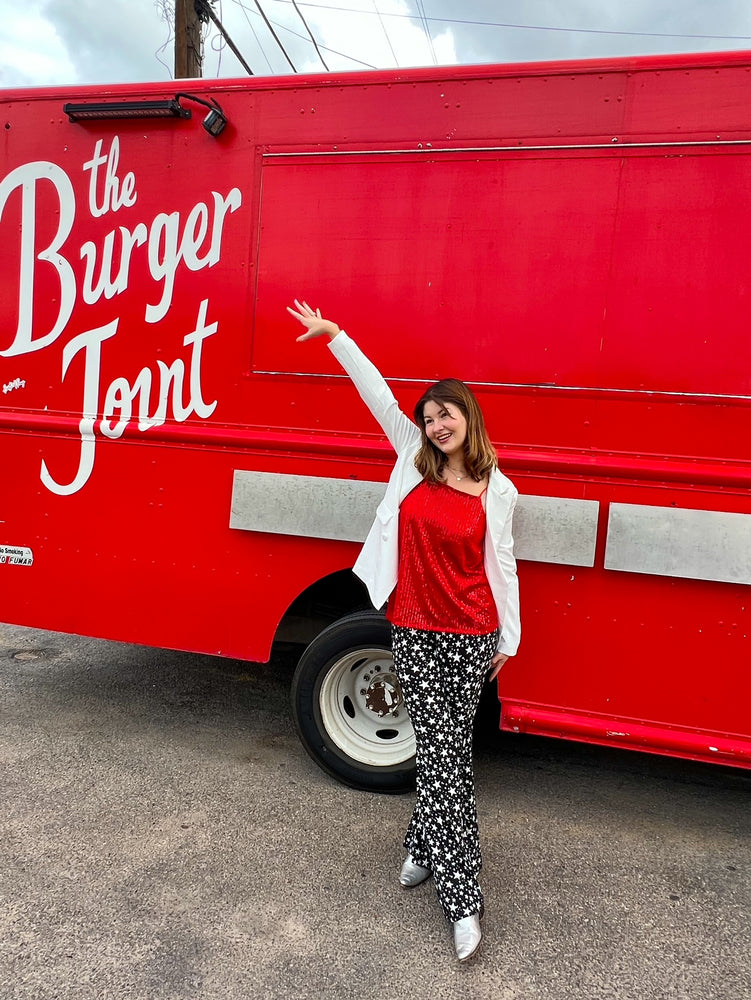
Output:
top-left (1, 50), bottom-right (750, 767)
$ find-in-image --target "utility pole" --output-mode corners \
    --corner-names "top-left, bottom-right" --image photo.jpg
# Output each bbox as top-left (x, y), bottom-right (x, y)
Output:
top-left (175, 0), bottom-right (203, 78)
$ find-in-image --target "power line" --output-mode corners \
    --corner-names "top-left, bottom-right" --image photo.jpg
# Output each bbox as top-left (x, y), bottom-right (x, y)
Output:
top-left (252, 0), bottom-right (298, 71)
top-left (231, 0), bottom-right (378, 68)
top-left (415, 0), bottom-right (437, 65)
top-left (232, 0), bottom-right (276, 71)
top-left (267, 2), bottom-right (751, 42)
top-left (372, 1), bottom-right (399, 67)
top-left (154, 0), bottom-right (176, 78)
top-left (291, 0), bottom-right (330, 69)
top-left (214, 0), bottom-right (225, 74)
top-left (197, 0), bottom-right (255, 74)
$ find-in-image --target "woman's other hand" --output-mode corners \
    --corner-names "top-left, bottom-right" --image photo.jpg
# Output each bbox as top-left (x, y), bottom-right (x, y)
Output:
top-left (488, 652), bottom-right (509, 682)
top-left (287, 299), bottom-right (340, 341)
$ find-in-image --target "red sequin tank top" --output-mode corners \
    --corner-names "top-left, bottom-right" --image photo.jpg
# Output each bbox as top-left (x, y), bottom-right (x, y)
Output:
top-left (387, 480), bottom-right (499, 635)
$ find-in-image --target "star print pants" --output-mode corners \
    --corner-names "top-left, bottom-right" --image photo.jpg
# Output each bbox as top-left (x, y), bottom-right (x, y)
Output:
top-left (391, 624), bottom-right (499, 923)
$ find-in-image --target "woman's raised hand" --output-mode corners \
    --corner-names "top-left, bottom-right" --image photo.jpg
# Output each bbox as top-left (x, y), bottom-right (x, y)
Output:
top-left (287, 299), bottom-right (340, 341)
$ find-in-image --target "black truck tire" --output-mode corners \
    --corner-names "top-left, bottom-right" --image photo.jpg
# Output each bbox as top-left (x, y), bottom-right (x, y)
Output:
top-left (291, 611), bottom-right (416, 792)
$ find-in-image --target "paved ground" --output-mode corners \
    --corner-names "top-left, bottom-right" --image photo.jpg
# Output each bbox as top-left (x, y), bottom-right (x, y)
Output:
top-left (1, 620), bottom-right (749, 1000)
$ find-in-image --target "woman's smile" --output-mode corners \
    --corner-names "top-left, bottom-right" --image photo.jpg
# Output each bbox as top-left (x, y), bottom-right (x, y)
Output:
top-left (423, 399), bottom-right (468, 457)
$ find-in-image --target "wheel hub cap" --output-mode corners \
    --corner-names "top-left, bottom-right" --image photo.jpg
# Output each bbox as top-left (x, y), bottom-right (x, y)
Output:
top-left (364, 673), bottom-right (402, 718)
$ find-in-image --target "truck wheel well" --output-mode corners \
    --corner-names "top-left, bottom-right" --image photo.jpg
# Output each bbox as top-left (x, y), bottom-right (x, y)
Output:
top-left (275, 569), bottom-right (372, 645)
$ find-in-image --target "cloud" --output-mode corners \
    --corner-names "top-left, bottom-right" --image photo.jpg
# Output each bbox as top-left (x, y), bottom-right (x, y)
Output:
top-left (382, 0), bottom-right (751, 66)
top-left (39, 0), bottom-right (172, 85)
top-left (297, 0), bottom-right (457, 72)
top-left (0, 4), bottom-right (75, 87)
top-left (1, 0), bottom-right (751, 90)
top-left (221, 0), bottom-right (456, 76)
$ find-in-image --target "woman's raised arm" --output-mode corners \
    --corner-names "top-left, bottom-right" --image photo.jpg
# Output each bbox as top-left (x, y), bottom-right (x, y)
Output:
top-left (286, 298), bottom-right (419, 456)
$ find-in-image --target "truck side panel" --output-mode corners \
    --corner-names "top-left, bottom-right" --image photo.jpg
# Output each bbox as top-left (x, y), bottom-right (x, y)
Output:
top-left (1, 52), bottom-right (750, 766)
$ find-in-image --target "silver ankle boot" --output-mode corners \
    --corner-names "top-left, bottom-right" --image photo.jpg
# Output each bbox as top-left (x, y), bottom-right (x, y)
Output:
top-left (399, 854), bottom-right (430, 888)
top-left (453, 912), bottom-right (482, 961)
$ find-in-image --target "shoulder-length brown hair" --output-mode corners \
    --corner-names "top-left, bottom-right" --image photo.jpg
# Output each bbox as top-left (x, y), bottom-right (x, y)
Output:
top-left (413, 378), bottom-right (497, 483)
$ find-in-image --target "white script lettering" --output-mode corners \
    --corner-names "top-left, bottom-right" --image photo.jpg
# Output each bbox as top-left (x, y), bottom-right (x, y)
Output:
top-left (145, 188), bottom-right (242, 323)
top-left (83, 137), bottom-right (137, 217)
top-left (1, 143), bottom-right (242, 357)
top-left (40, 300), bottom-right (219, 496)
top-left (0, 162), bottom-right (76, 358)
top-left (3, 377), bottom-right (26, 394)
top-left (1, 136), bottom-right (242, 495)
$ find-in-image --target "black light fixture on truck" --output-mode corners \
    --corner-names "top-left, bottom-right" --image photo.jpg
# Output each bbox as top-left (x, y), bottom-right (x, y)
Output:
top-left (175, 93), bottom-right (228, 136)
top-left (63, 92), bottom-right (228, 137)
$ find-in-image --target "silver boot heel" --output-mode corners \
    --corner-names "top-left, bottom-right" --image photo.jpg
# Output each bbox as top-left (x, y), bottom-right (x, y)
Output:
top-left (399, 854), bottom-right (430, 888)
top-left (453, 912), bottom-right (482, 961)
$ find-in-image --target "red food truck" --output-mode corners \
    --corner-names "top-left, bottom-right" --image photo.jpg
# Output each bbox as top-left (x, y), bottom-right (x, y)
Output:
top-left (1, 49), bottom-right (750, 790)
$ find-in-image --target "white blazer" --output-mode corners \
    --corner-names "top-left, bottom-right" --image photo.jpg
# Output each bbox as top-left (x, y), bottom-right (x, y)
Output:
top-left (328, 331), bottom-right (520, 657)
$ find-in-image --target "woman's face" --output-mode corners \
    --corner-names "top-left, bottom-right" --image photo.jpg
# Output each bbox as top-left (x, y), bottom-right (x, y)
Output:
top-left (422, 399), bottom-right (468, 459)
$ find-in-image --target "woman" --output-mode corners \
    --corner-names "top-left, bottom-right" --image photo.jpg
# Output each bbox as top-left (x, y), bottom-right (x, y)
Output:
top-left (288, 300), bottom-right (520, 962)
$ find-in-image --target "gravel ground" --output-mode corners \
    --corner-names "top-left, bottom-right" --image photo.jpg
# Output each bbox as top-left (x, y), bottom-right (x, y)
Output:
top-left (1, 621), bottom-right (749, 1000)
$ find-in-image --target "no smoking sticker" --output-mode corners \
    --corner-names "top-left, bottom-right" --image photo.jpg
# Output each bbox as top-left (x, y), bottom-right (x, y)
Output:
top-left (0, 545), bottom-right (34, 567)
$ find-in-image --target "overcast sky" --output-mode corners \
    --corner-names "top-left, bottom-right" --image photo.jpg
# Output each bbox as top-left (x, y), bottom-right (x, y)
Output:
top-left (2, 0), bottom-right (751, 89)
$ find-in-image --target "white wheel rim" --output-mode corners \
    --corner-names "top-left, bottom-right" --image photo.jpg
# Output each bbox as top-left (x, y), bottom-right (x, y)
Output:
top-left (318, 647), bottom-right (416, 768)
